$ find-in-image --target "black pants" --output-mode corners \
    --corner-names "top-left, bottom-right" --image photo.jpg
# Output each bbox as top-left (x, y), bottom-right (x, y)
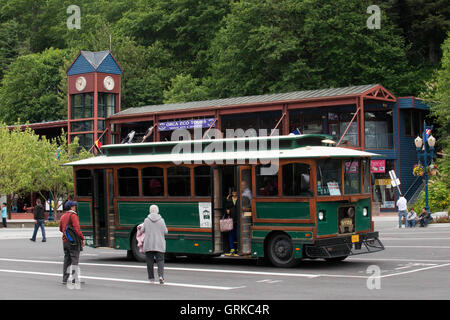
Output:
top-left (63, 241), bottom-right (81, 282)
top-left (145, 251), bottom-right (165, 280)
top-left (2, 218), bottom-right (6, 228)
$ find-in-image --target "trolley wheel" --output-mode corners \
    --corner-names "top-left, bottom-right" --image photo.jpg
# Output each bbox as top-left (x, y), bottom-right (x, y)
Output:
top-left (266, 233), bottom-right (300, 268)
top-left (130, 231), bottom-right (146, 262)
top-left (324, 255), bottom-right (348, 262)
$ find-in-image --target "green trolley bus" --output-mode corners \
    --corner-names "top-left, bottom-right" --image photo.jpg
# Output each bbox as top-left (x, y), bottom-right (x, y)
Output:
top-left (66, 134), bottom-right (384, 267)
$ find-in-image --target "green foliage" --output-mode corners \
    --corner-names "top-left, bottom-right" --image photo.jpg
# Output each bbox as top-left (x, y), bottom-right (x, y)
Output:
top-left (0, 48), bottom-right (69, 123)
top-left (0, 123), bottom-right (92, 210)
top-left (163, 74), bottom-right (210, 104)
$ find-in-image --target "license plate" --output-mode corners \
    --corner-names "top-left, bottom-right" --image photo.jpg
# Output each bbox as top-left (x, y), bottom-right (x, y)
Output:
top-left (351, 235), bottom-right (360, 243)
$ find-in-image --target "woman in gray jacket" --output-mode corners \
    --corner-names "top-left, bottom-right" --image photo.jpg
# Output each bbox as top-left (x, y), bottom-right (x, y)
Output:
top-left (142, 204), bottom-right (168, 284)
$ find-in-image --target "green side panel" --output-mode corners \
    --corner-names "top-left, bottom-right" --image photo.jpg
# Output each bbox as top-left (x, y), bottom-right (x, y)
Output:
top-left (255, 202), bottom-right (310, 219)
top-left (316, 202), bottom-right (340, 236)
top-left (166, 237), bottom-right (211, 254)
top-left (117, 201), bottom-right (206, 228)
top-left (355, 198), bottom-right (371, 231)
top-left (77, 201), bottom-right (92, 225)
top-left (115, 235), bottom-right (130, 250)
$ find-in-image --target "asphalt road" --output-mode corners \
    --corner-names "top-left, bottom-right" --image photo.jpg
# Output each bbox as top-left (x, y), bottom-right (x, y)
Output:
top-left (0, 218), bottom-right (449, 302)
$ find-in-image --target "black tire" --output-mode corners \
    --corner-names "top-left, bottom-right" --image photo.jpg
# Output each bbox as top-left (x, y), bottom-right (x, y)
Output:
top-left (130, 231), bottom-right (146, 262)
top-left (266, 233), bottom-right (300, 268)
top-left (324, 255), bottom-right (348, 262)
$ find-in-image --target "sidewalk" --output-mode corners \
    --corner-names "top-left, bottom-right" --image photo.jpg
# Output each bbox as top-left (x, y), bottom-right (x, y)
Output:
top-left (0, 227), bottom-right (60, 240)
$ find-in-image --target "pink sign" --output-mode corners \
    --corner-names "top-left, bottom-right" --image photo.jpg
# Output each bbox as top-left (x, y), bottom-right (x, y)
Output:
top-left (371, 160), bottom-right (386, 173)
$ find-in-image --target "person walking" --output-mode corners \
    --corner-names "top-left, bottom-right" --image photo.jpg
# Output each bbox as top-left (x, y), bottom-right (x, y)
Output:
top-left (396, 195), bottom-right (408, 228)
top-left (1, 203), bottom-right (7, 228)
top-left (30, 198), bottom-right (46, 242)
top-left (59, 200), bottom-right (85, 287)
top-left (142, 204), bottom-right (168, 284)
top-left (406, 207), bottom-right (417, 228)
top-left (225, 188), bottom-right (239, 256)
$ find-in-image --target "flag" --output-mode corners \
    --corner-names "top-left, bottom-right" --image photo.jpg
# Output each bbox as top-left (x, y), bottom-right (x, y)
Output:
top-left (94, 139), bottom-right (102, 153)
top-left (425, 128), bottom-right (432, 140)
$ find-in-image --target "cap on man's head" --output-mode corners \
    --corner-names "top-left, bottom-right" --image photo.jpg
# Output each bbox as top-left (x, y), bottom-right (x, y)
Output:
top-left (64, 200), bottom-right (78, 210)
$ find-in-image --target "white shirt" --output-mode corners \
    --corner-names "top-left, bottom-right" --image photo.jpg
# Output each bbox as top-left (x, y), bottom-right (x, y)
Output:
top-left (397, 197), bottom-right (407, 211)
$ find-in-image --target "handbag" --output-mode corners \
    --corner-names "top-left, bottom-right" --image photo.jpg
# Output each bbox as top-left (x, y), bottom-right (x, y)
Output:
top-left (219, 214), bottom-right (233, 232)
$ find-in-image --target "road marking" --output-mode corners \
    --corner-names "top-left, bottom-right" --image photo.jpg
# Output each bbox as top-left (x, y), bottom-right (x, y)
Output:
top-left (0, 268), bottom-right (244, 291)
top-left (379, 263), bottom-right (450, 279)
top-left (349, 257), bottom-right (450, 263)
top-left (384, 246), bottom-right (450, 249)
top-left (382, 238), bottom-right (450, 240)
top-left (0, 258), bottom-right (320, 279)
top-left (381, 231), bottom-right (450, 235)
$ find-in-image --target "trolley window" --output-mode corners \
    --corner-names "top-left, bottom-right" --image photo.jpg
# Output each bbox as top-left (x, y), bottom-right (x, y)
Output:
top-left (194, 166), bottom-right (211, 197)
top-left (344, 159), bottom-right (360, 195)
top-left (316, 159), bottom-right (342, 196)
top-left (282, 163), bottom-right (312, 196)
top-left (142, 167), bottom-right (164, 197)
top-left (256, 164), bottom-right (278, 196)
top-left (118, 168), bottom-right (139, 197)
top-left (76, 169), bottom-right (92, 196)
top-left (168, 166), bottom-right (191, 196)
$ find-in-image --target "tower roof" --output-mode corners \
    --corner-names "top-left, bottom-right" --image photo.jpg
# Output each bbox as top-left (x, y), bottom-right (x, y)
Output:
top-left (67, 50), bottom-right (122, 75)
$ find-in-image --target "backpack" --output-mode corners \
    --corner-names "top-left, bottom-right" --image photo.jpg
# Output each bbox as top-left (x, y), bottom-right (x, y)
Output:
top-left (65, 213), bottom-right (82, 251)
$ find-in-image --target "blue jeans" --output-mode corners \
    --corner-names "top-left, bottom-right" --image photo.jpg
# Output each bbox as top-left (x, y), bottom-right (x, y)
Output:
top-left (398, 211), bottom-right (408, 228)
top-left (31, 219), bottom-right (46, 240)
top-left (228, 227), bottom-right (238, 251)
top-left (407, 219), bottom-right (416, 228)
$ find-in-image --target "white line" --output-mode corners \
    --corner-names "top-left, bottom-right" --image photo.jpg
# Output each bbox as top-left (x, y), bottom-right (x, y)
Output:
top-left (0, 258), bottom-right (320, 279)
top-left (382, 238), bottom-right (450, 240)
top-left (0, 268), bottom-right (244, 291)
top-left (379, 263), bottom-right (450, 279)
top-left (381, 232), bottom-right (450, 235)
top-left (348, 257), bottom-right (450, 263)
top-left (385, 246), bottom-right (450, 249)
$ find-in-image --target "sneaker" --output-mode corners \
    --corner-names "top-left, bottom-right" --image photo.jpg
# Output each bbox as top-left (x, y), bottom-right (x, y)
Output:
top-left (159, 277), bottom-right (164, 284)
top-left (29, 238), bottom-right (36, 242)
top-left (149, 278), bottom-right (156, 284)
top-left (42, 239), bottom-right (46, 242)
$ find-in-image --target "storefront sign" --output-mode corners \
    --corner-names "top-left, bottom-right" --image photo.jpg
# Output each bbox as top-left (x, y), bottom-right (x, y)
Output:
top-left (371, 160), bottom-right (386, 173)
top-left (158, 118), bottom-right (215, 131)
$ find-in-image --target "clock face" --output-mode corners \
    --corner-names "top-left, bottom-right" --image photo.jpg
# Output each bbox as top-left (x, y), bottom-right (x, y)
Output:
top-left (104, 76), bottom-right (115, 91)
top-left (75, 76), bottom-right (86, 91)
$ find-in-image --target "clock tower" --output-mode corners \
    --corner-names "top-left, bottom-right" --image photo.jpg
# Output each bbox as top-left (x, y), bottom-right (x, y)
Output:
top-left (66, 50), bottom-right (122, 150)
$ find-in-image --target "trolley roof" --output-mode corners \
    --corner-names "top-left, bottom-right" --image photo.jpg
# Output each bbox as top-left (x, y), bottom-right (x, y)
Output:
top-left (66, 134), bottom-right (378, 167)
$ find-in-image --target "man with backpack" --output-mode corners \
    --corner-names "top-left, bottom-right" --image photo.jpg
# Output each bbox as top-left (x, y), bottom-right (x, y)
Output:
top-left (59, 200), bottom-right (85, 287)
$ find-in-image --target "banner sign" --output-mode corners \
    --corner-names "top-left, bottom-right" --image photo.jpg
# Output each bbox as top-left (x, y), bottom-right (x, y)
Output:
top-left (158, 118), bottom-right (215, 132)
top-left (198, 202), bottom-right (212, 228)
top-left (371, 160), bottom-right (386, 173)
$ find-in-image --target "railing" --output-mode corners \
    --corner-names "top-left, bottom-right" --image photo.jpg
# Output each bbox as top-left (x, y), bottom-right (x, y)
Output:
top-left (404, 176), bottom-right (425, 203)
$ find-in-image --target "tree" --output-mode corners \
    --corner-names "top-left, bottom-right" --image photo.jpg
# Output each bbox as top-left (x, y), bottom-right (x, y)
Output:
top-left (163, 74), bottom-right (210, 104)
top-left (206, 0), bottom-right (421, 98)
top-left (0, 123), bottom-right (92, 212)
top-left (0, 48), bottom-right (69, 124)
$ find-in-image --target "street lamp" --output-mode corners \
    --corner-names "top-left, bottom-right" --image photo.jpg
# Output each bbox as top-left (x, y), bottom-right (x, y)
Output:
top-left (414, 121), bottom-right (436, 213)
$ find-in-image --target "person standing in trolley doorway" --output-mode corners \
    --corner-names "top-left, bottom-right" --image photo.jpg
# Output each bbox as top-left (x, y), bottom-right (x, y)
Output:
top-left (396, 195), bottom-right (408, 228)
top-left (225, 188), bottom-right (239, 256)
top-left (142, 204), bottom-right (168, 284)
top-left (59, 200), bottom-right (85, 287)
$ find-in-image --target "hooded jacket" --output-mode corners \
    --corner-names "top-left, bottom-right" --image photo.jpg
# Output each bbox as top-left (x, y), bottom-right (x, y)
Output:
top-left (141, 209), bottom-right (168, 253)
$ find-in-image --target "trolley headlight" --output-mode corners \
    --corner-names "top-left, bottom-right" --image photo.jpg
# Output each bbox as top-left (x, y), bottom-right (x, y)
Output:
top-left (363, 208), bottom-right (368, 217)
top-left (318, 211), bottom-right (325, 221)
